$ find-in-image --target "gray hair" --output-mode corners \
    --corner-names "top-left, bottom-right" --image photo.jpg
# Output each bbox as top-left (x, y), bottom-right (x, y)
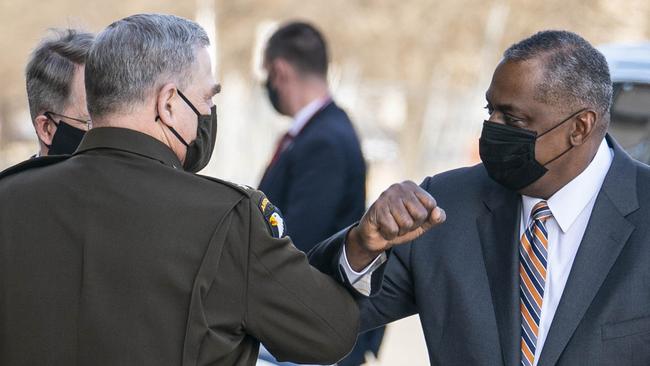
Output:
top-left (25, 28), bottom-right (94, 120)
top-left (85, 13), bottom-right (210, 118)
top-left (503, 30), bottom-right (613, 117)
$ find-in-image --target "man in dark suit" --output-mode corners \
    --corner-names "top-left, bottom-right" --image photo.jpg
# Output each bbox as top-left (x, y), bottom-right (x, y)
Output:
top-left (259, 21), bottom-right (366, 254)
top-left (26, 29), bottom-right (94, 157)
top-left (309, 30), bottom-right (650, 365)
top-left (258, 22), bottom-right (374, 366)
top-left (0, 14), bottom-right (360, 366)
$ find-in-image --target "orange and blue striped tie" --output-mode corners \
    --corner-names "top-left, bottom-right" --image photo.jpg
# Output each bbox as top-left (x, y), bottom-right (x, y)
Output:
top-left (519, 201), bottom-right (552, 366)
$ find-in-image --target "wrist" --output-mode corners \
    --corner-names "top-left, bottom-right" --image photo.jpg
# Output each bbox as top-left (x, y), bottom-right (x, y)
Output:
top-left (345, 227), bottom-right (382, 271)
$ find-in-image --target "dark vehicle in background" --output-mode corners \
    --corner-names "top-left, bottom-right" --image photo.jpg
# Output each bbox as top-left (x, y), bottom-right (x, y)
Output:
top-left (600, 42), bottom-right (650, 163)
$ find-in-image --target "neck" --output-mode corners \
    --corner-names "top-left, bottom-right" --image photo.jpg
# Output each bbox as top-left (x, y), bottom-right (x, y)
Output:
top-left (287, 78), bottom-right (329, 117)
top-left (521, 139), bottom-right (602, 199)
top-left (92, 110), bottom-right (153, 133)
top-left (92, 109), bottom-right (179, 157)
top-left (38, 142), bottom-right (48, 156)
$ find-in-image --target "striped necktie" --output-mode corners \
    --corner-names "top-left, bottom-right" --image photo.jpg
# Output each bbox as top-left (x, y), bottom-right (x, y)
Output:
top-left (519, 201), bottom-right (552, 366)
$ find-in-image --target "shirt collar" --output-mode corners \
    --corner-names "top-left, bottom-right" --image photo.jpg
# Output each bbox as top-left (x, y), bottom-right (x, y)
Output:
top-left (287, 96), bottom-right (332, 137)
top-left (74, 127), bottom-right (183, 169)
top-left (522, 138), bottom-right (614, 232)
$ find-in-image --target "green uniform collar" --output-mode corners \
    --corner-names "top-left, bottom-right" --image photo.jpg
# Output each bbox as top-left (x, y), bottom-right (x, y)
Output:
top-left (75, 127), bottom-right (183, 169)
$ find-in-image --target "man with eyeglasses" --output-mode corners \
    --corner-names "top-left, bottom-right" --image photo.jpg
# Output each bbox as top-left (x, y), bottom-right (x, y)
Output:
top-left (25, 28), bottom-right (94, 156)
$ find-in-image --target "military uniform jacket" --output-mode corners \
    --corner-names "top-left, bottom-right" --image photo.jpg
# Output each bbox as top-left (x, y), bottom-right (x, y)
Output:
top-left (0, 127), bottom-right (359, 366)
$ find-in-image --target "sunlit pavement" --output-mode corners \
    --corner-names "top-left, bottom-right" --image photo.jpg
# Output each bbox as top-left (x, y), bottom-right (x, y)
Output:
top-left (365, 315), bottom-right (429, 366)
top-left (256, 315), bottom-right (429, 366)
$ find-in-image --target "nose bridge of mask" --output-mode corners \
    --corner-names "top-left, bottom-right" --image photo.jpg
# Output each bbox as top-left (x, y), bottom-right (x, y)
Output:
top-left (482, 120), bottom-right (538, 140)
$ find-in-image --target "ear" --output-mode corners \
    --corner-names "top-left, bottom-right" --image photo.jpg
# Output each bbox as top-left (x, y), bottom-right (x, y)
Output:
top-left (155, 83), bottom-right (179, 127)
top-left (34, 114), bottom-right (55, 146)
top-left (570, 110), bottom-right (597, 146)
top-left (272, 58), bottom-right (294, 85)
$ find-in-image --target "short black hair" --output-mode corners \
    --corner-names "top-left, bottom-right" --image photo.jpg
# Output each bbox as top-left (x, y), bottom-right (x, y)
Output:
top-left (265, 21), bottom-right (329, 77)
top-left (25, 28), bottom-right (94, 120)
top-left (503, 30), bottom-right (612, 116)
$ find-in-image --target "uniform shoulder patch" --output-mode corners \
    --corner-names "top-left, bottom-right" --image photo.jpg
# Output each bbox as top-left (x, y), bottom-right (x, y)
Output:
top-left (258, 196), bottom-right (287, 239)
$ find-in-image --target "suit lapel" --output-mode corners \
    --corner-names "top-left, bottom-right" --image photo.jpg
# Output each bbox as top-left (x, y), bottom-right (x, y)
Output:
top-left (259, 102), bottom-right (333, 189)
top-left (538, 136), bottom-right (638, 366)
top-left (477, 185), bottom-right (521, 366)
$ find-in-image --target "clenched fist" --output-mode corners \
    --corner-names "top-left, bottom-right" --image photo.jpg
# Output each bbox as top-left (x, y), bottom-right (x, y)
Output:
top-left (346, 181), bottom-right (446, 271)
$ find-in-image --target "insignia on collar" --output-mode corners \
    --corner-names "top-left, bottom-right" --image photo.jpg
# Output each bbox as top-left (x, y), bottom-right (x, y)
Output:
top-left (259, 197), bottom-right (286, 239)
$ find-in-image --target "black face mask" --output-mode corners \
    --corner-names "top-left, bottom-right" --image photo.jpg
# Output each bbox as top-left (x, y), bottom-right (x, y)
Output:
top-left (265, 78), bottom-right (282, 114)
top-left (479, 109), bottom-right (586, 191)
top-left (159, 90), bottom-right (218, 173)
top-left (44, 112), bottom-right (88, 155)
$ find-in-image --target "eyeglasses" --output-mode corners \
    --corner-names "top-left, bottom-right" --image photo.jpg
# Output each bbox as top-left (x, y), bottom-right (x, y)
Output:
top-left (44, 111), bottom-right (92, 131)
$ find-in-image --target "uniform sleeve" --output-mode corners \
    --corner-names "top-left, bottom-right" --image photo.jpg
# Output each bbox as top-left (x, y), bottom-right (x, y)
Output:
top-left (308, 227), bottom-right (418, 334)
top-left (243, 191), bottom-right (360, 364)
top-left (282, 137), bottom-right (348, 251)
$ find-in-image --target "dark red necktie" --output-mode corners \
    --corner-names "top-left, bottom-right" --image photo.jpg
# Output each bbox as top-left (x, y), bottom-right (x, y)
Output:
top-left (268, 132), bottom-right (294, 168)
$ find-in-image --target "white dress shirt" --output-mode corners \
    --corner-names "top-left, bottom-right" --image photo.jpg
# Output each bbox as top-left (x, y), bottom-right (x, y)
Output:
top-left (340, 249), bottom-right (387, 296)
top-left (287, 96), bottom-right (331, 138)
top-left (268, 96), bottom-right (332, 163)
top-left (340, 139), bottom-right (614, 364)
top-left (524, 138), bottom-right (612, 365)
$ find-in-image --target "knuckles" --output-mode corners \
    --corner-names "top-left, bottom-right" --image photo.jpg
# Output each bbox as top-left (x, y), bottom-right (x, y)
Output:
top-left (411, 209), bottom-right (427, 222)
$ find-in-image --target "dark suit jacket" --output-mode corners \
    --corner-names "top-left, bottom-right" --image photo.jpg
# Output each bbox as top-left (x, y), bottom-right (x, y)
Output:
top-left (259, 101), bottom-right (366, 253)
top-left (0, 127), bottom-right (359, 366)
top-left (310, 135), bottom-right (650, 366)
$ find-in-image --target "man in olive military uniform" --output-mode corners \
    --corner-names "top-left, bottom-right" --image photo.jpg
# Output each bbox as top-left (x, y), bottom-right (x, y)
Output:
top-left (1, 14), bottom-right (447, 366)
top-left (0, 14), bottom-right (361, 366)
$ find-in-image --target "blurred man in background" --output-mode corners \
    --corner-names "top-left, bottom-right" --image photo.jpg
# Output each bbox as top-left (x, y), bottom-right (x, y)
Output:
top-left (258, 22), bottom-right (380, 366)
top-left (26, 28), bottom-right (93, 157)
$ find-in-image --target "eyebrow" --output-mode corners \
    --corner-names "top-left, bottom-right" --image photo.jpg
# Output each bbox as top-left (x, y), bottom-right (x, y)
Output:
top-left (485, 94), bottom-right (524, 115)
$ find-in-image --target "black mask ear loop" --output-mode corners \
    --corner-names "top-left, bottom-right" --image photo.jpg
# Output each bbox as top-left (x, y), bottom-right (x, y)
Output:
top-left (176, 90), bottom-right (201, 117)
top-left (41, 112), bottom-right (60, 149)
top-left (156, 115), bottom-right (190, 147)
top-left (155, 91), bottom-right (192, 147)
top-left (537, 108), bottom-right (588, 139)
top-left (538, 108), bottom-right (588, 166)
